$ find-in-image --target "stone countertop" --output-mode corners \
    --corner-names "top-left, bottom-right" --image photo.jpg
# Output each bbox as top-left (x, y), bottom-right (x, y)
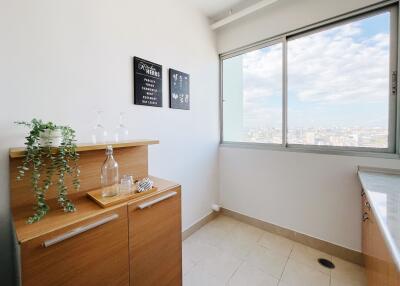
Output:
top-left (358, 167), bottom-right (400, 272)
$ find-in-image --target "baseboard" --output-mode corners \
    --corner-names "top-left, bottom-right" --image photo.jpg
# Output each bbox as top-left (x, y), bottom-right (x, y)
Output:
top-left (182, 211), bottom-right (218, 241)
top-left (221, 208), bottom-right (364, 266)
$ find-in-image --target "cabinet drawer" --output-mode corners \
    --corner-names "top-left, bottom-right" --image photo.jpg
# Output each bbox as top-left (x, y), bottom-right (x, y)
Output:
top-left (128, 187), bottom-right (182, 286)
top-left (20, 206), bottom-right (129, 286)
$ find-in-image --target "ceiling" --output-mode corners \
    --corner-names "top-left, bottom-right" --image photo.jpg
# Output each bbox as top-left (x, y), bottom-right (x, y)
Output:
top-left (189, 0), bottom-right (247, 19)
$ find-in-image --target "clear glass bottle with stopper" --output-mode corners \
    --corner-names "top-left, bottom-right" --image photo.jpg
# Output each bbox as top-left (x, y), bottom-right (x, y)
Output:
top-left (101, 145), bottom-right (119, 197)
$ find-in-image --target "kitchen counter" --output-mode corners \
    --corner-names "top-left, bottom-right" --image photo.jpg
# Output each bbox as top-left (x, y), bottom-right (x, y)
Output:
top-left (358, 166), bottom-right (400, 272)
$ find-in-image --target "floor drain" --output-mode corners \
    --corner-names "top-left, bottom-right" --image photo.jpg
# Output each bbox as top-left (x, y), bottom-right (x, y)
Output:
top-left (318, 258), bottom-right (335, 269)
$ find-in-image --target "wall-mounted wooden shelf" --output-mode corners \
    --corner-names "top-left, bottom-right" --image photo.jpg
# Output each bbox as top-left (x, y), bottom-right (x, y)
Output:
top-left (9, 139), bottom-right (159, 158)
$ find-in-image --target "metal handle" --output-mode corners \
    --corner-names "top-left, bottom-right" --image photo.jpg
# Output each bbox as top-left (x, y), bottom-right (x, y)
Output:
top-left (362, 212), bottom-right (369, 222)
top-left (43, 213), bottom-right (119, 248)
top-left (138, 192), bottom-right (177, 209)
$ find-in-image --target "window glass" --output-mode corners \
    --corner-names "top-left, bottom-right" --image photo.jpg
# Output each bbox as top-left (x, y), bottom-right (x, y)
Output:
top-left (287, 12), bottom-right (391, 148)
top-left (223, 43), bottom-right (283, 143)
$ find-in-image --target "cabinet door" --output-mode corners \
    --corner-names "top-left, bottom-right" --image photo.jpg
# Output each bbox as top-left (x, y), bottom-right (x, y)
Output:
top-left (128, 187), bottom-right (182, 286)
top-left (21, 206), bottom-right (129, 286)
top-left (363, 195), bottom-right (400, 286)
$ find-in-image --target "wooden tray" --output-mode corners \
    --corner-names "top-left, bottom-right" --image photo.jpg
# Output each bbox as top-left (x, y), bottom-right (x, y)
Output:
top-left (87, 186), bottom-right (157, 208)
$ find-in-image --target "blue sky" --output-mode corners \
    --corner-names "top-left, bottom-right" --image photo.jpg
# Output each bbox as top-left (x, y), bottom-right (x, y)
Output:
top-left (238, 11), bottom-right (391, 130)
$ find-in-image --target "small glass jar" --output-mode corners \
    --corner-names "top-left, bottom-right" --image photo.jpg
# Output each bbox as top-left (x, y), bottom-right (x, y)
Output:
top-left (120, 175), bottom-right (133, 195)
top-left (101, 145), bottom-right (119, 197)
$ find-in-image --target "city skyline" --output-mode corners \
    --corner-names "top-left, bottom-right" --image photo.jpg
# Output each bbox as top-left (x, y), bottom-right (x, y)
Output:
top-left (243, 126), bottom-right (388, 148)
top-left (241, 11), bottom-right (390, 133)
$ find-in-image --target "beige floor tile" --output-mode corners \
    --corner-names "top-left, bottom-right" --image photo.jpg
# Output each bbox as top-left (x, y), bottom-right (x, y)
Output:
top-left (183, 237), bottom-right (221, 263)
top-left (280, 258), bottom-right (330, 286)
top-left (330, 277), bottom-right (367, 286)
top-left (246, 244), bottom-right (288, 279)
top-left (219, 235), bottom-right (258, 259)
top-left (183, 216), bottom-right (367, 286)
top-left (227, 222), bottom-right (265, 244)
top-left (290, 242), bottom-right (332, 274)
top-left (228, 262), bottom-right (279, 286)
top-left (211, 221), bottom-right (265, 258)
top-left (207, 215), bottom-right (239, 231)
top-left (331, 256), bottom-right (367, 286)
top-left (188, 223), bottom-right (229, 247)
top-left (183, 266), bottom-right (225, 286)
top-left (258, 231), bottom-right (294, 257)
top-left (182, 254), bottom-right (196, 276)
top-left (194, 248), bottom-right (243, 282)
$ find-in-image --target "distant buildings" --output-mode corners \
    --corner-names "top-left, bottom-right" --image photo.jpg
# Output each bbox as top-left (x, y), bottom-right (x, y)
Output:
top-left (245, 127), bottom-right (388, 148)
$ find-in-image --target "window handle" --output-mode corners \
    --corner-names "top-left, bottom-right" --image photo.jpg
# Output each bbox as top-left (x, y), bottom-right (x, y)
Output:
top-left (392, 71), bottom-right (397, 96)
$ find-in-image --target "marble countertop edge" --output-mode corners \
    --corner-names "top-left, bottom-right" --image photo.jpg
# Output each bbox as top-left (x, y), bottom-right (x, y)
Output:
top-left (358, 167), bottom-right (400, 272)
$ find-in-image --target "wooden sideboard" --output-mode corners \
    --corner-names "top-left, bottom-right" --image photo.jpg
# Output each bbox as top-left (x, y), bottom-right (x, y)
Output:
top-left (10, 140), bottom-right (182, 286)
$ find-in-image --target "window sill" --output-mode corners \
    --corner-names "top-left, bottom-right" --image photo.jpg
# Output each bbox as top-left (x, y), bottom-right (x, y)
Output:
top-left (220, 141), bottom-right (400, 159)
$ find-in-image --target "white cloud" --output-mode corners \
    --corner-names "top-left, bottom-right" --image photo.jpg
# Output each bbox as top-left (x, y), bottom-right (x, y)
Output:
top-left (288, 22), bottom-right (390, 104)
top-left (243, 103), bottom-right (281, 128)
top-left (242, 44), bottom-right (283, 100)
top-left (241, 44), bottom-right (283, 128)
top-left (237, 15), bottom-right (390, 129)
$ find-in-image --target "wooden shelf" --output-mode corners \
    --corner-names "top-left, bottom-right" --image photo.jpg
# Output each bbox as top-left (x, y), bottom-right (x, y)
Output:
top-left (9, 139), bottom-right (159, 158)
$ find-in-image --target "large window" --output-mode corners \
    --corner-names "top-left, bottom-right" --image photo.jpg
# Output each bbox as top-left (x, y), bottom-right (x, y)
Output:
top-left (221, 5), bottom-right (398, 154)
top-left (223, 42), bottom-right (283, 143)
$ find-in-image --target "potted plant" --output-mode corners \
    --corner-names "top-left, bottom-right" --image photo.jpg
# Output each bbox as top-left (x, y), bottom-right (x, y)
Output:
top-left (15, 119), bottom-right (80, 223)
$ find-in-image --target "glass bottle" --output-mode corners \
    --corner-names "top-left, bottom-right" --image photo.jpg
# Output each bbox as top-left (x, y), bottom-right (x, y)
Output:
top-left (91, 110), bottom-right (108, 144)
top-left (101, 145), bottom-right (119, 197)
top-left (114, 112), bottom-right (129, 142)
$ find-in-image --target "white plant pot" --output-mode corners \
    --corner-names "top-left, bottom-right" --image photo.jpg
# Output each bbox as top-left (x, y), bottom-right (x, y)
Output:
top-left (39, 129), bottom-right (63, 147)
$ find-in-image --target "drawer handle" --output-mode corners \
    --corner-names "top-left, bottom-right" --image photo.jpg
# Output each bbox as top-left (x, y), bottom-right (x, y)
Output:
top-left (138, 192), bottom-right (177, 209)
top-left (42, 214), bottom-right (119, 248)
top-left (362, 212), bottom-right (369, 222)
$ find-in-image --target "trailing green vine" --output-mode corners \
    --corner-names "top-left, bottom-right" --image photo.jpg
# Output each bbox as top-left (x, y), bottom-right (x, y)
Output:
top-left (15, 119), bottom-right (80, 223)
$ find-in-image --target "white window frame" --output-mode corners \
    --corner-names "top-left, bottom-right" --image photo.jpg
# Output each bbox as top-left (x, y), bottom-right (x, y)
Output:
top-left (220, 1), bottom-right (399, 158)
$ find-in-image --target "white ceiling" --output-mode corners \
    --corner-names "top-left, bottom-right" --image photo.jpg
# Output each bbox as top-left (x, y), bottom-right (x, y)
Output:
top-left (189, 0), bottom-right (246, 18)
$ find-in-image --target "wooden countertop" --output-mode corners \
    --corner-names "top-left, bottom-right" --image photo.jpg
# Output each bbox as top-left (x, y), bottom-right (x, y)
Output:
top-left (13, 176), bottom-right (179, 244)
top-left (9, 139), bottom-right (159, 158)
top-left (358, 166), bottom-right (400, 272)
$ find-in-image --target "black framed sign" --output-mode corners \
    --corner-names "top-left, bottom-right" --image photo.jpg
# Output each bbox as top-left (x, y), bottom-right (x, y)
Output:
top-left (169, 69), bottom-right (190, 110)
top-left (134, 57), bottom-right (162, 107)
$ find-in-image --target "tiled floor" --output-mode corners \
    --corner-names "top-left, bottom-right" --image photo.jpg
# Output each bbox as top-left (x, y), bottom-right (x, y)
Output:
top-left (183, 215), bottom-right (366, 286)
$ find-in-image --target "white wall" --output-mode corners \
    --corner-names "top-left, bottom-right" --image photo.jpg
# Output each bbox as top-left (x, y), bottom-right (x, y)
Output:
top-left (217, 0), bottom-right (399, 252)
top-left (216, 0), bottom-right (383, 53)
top-left (0, 0), bottom-right (219, 282)
top-left (220, 147), bottom-right (400, 251)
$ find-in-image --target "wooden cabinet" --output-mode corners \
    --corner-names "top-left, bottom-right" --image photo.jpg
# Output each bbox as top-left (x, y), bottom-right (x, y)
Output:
top-left (20, 206), bottom-right (129, 286)
top-left (362, 192), bottom-right (400, 286)
top-left (128, 187), bottom-right (182, 286)
top-left (10, 142), bottom-right (182, 286)
top-left (16, 184), bottom-right (183, 286)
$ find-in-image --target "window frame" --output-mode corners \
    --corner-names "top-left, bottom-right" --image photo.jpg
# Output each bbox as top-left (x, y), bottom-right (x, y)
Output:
top-left (220, 1), bottom-right (399, 157)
